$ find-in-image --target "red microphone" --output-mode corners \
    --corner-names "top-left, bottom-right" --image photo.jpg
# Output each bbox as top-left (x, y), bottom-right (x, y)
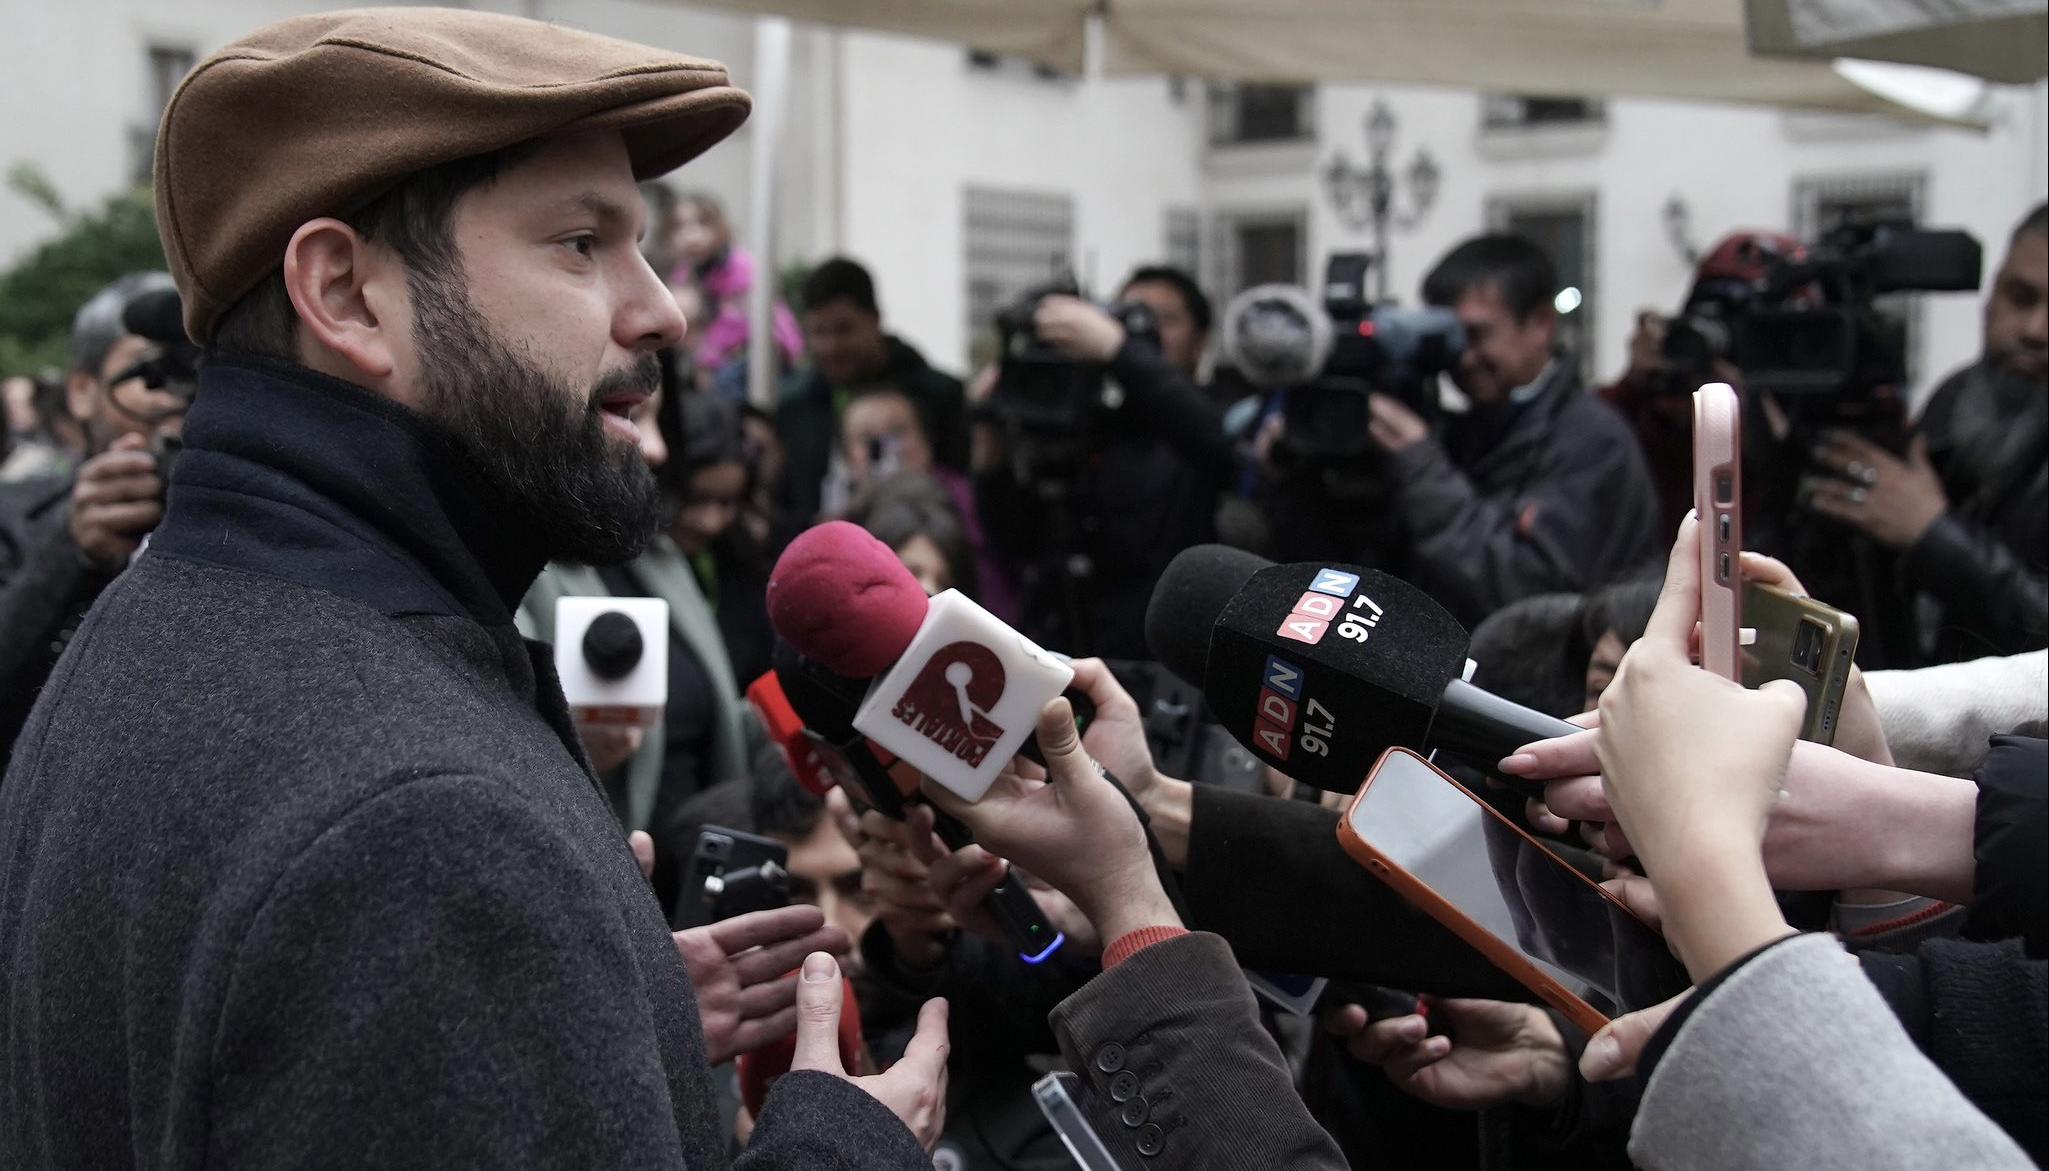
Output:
top-left (767, 522), bottom-right (1067, 963)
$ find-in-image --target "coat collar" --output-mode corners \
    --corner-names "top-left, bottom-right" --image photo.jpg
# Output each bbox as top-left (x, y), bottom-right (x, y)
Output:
top-left (149, 354), bottom-right (546, 627)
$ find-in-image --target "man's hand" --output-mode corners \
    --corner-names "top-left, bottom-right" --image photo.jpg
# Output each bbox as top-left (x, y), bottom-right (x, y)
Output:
top-left (1367, 394), bottom-right (1431, 454)
top-left (791, 952), bottom-right (949, 1151)
top-left (923, 699), bottom-right (1177, 944)
top-left (674, 906), bottom-right (850, 1066)
top-left (69, 433), bottom-right (163, 571)
top-left (1807, 432), bottom-right (1947, 550)
top-left (1033, 296), bottom-right (1126, 364)
top-left (1071, 658), bottom-right (1163, 805)
top-left (917, 825), bottom-right (1103, 957)
top-left (1324, 997), bottom-right (1570, 1110)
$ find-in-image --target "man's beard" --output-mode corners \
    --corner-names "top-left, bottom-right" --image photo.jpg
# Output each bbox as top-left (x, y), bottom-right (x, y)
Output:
top-left (409, 273), bottom-right (663, 566)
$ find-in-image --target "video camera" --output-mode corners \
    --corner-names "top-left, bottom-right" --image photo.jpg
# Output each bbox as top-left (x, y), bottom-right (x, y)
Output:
top-left (1661, 224), bottom-right (1981, 404)
top-left (109, 285), bottom-right (201, 483)
top-left (991, 277), bottom-right (1159, 440)
top-left (1280, 253), bottom-right (1466, 460)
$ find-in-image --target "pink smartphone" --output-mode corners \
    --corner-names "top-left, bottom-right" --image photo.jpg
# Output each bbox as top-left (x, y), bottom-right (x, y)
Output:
top-left (1693, 383), bottom-right (1742, 679)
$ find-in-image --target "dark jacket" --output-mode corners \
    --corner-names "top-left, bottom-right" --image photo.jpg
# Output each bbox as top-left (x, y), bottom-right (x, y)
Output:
top-left (1049, 932), bottom-right (1348, 1170)
top-left (1905, 362), bottom-right (2048, 661)
top-left (1385, 360), bottom-right (1663, 629)
top-left (0, 356), bottom-right (928, 1170)
top-left (978, 338), bottom-right (1231, 658)
top-left (0, 470), bottom-right (115, 759)
top-left (778, 335), bottom-right (970, 523)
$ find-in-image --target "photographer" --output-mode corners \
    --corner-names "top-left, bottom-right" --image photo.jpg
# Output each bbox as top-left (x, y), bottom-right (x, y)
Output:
top-left (1370, 236), bottom-right (1660, 628)
top-left (1807, 202), bottom-right (2047, 662)
top-left (0, 272), bottom-right (187, 758)
top-left (977, 265), bottom-right (1233, 658)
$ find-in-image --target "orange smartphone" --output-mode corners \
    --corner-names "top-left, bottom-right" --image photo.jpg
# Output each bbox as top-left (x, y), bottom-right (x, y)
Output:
top-left (1337, 747), bottom-right (1689, 1037)
top-left (1693, 382), bottom-right (1742, 679)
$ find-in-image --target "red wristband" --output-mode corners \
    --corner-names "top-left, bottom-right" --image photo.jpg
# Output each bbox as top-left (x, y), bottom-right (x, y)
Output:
top-left (1102, 926), bottom-right (1189, 969)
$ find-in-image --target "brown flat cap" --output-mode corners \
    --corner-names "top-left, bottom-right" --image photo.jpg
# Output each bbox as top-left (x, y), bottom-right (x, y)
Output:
top-left (154, 6), bottom-right (752, 343)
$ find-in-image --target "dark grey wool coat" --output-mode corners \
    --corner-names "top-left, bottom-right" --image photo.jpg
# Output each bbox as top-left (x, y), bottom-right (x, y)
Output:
top-left (0, 357), bottom-right (928, 1170)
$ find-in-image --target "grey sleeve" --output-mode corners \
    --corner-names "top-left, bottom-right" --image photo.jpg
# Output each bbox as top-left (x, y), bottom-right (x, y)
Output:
top-left (1864, 649), bottom-right (2048, 778)
top-left (1048, 932), bottom-right (1347, 1171)
top-left (1631, 932), bottom-right (2033, 1171)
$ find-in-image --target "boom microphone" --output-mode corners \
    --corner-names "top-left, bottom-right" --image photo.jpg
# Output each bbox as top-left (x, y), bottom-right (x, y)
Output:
top-left (1145, 546), bottom-right (1577, 792)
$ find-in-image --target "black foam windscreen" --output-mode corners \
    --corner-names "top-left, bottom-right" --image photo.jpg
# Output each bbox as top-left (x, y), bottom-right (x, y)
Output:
top-left (1155, 553), bottom-right (1471, 792)
top-left (581, 612), bottom-right (644, 680)
top-left (1147, 545), bottom-right (1269, 688)
top-left (773, 639), bottom-right (867, 741)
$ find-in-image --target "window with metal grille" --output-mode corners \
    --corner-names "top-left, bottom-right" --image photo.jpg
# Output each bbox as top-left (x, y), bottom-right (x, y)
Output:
top-left (1208, 83), bottom-right (1315, 145)
top-left (1481, 94), bottom-right (1605, 131)
top-left (131, 44), bottom-right (195, 184)
top-left (1487, 192), bottom-right (1599, 382)
top-left (1164, 208), bottom-right (1202, 278)
top-left (964, 187), bottom-right (1075, 359)
top-left (1211, 209), bottom-right (1307, 297)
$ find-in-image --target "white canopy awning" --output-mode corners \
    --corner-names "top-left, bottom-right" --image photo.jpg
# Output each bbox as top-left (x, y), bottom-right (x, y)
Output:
top-left (683, 0), bottom-right (1993, 124)
top-left (1746, 0), bottom-right (2047, 84)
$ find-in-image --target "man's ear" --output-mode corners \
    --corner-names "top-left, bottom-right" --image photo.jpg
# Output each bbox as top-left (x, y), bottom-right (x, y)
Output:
top-left (281, 218), bottom-right (404, 384)
top-left (64, 370), bottom-right (97, 424)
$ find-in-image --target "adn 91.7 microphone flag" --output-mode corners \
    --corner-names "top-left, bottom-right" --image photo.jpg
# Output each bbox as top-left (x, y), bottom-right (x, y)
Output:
top-left (1145, 546), bottom-right (1576, 792)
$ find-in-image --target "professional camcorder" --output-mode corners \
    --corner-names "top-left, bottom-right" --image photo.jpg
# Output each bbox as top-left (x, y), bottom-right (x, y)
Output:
top-left (111, 285), bottom-right (200, 483)
top-left (1661, 224), bottom-right (1981, 405)
top-left (1289, 254), bottom-right (1467, 459)
top-left (991, 277), bottom-right (1159, 438)
top-left (1224, 254), bottom-right (1466, 461)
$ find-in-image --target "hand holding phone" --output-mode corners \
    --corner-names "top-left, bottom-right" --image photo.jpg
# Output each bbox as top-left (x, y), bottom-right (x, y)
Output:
top-left (1338, 746), bottom-right (1688, 1035)
top-left (1692, 383), bottom-right (1741, 679)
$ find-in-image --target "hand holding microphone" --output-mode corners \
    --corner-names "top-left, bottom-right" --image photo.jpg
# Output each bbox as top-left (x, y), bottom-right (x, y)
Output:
top-left (922, 699), bottom-right (1181, 949)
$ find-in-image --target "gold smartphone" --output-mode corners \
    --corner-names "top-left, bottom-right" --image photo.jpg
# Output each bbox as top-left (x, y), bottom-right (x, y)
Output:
top-left (1740, 581), bottom-right (1859, 745)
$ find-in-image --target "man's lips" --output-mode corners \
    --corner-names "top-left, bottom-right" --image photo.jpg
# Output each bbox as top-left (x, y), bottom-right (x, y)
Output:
top-left (598, 387), bottom-right (651, 417)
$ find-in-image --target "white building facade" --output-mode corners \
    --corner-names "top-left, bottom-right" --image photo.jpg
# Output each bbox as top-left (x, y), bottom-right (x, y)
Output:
top-left (3, 0), bottom-right (2044, 398)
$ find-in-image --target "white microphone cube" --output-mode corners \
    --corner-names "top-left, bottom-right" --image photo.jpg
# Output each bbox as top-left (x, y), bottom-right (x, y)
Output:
top-left (854, 590), bottom-right (1075, 803)
top-left (554, 596), bottom-right (669, 729)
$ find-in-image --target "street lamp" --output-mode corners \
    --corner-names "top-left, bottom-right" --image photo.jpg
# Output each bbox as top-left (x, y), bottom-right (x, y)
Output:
top-left (1321, 98), bottom-right (1441, 302)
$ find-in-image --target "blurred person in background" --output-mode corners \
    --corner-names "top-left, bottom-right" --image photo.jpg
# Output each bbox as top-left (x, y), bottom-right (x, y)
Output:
top-left (1370, 235), bottom-right (1660, 628)
top-left (664, 390), bottom-right (782, 688)
top-left (975, 263), bottom-right (1232, 658)
top-left (1, 272), bottom-right (186, 758)
top-left (834, 386), bottom-right (1017, 617)
top-left (842, 469), bottom-right (981, 599)
top-left (1, 373), bottom-right (85, 483)
top-left (666, 191), bottom-right (803, 399)
top-left (1807, 202), bottom-right (2047, 662)
top-left (784, 257), bottom-right (970, 522)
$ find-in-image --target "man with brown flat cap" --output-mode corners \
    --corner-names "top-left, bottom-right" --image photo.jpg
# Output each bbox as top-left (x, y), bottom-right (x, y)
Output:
top-left (0, 9), bottom-right (945, 1168)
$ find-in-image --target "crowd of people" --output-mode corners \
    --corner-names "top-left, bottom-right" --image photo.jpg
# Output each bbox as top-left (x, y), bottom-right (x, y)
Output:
top-left (0, 9), bottom-right (2043, 1171)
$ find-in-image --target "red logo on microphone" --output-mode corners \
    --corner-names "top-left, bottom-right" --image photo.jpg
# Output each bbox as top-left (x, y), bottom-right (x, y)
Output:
top-left (889, 641), bottom-right (1008, 767)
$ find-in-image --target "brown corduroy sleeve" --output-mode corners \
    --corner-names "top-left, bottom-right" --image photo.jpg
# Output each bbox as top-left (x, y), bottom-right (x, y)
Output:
top-left (1047, 932), bottom-right (1348, 1171)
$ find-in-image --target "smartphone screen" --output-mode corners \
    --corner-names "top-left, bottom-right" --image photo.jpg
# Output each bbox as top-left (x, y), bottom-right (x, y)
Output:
top-left (1344, 751), bottom-right (1688, 1023)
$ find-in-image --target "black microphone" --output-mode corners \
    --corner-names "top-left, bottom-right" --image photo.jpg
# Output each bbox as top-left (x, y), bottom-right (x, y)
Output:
top-left (771, 641), bottom-right (1067, 964)
top-left (1145, 546), bottom-right (1577, 793)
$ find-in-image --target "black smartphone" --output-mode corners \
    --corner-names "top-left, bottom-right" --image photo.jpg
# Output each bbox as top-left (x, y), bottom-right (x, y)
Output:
top-left (671, 826), bottom-right (790, 930)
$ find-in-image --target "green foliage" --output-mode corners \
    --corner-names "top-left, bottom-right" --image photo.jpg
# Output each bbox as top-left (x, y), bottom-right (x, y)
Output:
top-left (0, 182), bottom-right (168, 377)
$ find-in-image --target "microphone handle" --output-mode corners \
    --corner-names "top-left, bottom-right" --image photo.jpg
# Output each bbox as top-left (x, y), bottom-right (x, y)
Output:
top-left (1429, 678), bottom-right (1579, 796)
top-left (929, 808), bottom-right (1066, 964)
